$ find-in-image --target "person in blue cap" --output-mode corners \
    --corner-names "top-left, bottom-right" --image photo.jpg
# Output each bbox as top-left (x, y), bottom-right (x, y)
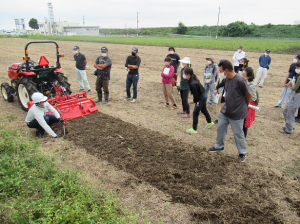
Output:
top-left (254, 49), bottom-right (271, 87)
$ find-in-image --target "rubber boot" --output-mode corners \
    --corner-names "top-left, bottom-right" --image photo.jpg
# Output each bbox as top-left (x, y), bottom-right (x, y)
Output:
top-left (95, 92), bottom-right (102, 103)
top-left (103, 93), bottom-right (109, 104)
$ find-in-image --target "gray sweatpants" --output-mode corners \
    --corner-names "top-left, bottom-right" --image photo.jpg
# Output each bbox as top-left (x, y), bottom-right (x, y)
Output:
top-left (214, 112), bottom-right (247, 155)
top-left (283, 91), bottom-right (300, 133)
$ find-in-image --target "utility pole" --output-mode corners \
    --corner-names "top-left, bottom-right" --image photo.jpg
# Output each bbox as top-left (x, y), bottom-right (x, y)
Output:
top-left (136, 11), bottom-right (139, 37)
top-left (83, 16), bottom-right (85, 26)
top-left (216, 6), bottom-right (220, 39)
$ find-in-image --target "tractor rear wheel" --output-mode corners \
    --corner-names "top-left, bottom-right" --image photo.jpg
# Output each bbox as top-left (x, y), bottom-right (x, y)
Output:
top-left (1, 83), bottom-right (14, 102)
top-left (17, 77), bottom-right (38, 111)
top-left (55, 73), bottom-right (72, 94)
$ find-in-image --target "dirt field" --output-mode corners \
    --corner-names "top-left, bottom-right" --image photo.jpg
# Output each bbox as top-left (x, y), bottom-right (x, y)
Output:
top-left (0, 38), bottom-right (300, 223)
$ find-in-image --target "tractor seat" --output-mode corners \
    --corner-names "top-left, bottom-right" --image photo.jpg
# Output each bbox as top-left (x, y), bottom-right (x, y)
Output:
top-left (33, 56), bottom-right (50, 70)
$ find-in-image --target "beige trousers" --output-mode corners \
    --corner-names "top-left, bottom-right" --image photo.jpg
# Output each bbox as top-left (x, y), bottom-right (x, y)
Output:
top-left (162, 83), bottom-right (176, 104)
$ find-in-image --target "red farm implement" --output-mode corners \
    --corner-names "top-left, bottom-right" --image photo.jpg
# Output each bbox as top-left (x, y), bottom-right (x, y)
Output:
top-left (1, 41), bottom-right (98, 120)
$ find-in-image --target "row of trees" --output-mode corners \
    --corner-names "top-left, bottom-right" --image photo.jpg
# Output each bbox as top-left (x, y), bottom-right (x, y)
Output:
top-left (176, 21), bottom-right (300, 38)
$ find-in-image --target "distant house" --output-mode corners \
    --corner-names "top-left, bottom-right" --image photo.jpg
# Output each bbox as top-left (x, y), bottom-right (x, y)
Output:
top-left (63, 26), bottom-right (100, 36)
top-left (38, 21), bottom-right (99, 36)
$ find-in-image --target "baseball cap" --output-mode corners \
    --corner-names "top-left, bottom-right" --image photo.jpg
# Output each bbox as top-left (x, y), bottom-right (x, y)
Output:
top-left (295, 53), bottom-right (300, 59)
top-left (206, 56), bottom-right (215, 63)
top-left (73, 46), bottom-right (80, 50)
top-left (218, 58), bottom-right (226, 65)
top-left (132, 47), bottom-right (138, 53)
top-left (101, 46), bottom-right (108, 52)
top-left (265, 49), bottom-right (271, 53)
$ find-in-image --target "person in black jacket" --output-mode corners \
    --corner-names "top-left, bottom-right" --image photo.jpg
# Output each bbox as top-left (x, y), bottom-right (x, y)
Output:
top-left (184, 67), bottom-right (214, 133)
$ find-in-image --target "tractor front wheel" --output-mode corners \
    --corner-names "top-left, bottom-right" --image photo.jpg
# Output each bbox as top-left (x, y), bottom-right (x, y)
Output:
top-left (1, 83), bottom-right (14, 102)
top-left (17, 77), bottom-right (38, 111)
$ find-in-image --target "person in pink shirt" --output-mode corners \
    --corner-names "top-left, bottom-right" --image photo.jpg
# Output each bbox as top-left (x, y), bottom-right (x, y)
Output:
top-left (161, 57), bottom-right (177, 109)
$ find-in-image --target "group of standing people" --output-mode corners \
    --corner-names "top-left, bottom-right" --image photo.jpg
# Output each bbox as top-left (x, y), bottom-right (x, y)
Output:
top-left (73, 45), bottom-right (141, 104)
top-left (25, 44), bottom-right (300, 163)
top-left (274, 53), bottom-right (300, 134)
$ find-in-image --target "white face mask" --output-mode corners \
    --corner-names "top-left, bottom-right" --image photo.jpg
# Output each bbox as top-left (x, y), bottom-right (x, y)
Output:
top-left (183, 74), bottom-right (187, 79)
top-left (293, 58), bottom-right (298, 63)
top-left (165, 62), bottom-right (170, 66)
top-left (238, 49), bottom-right (242, 53)
top-left (102, 53), bottom-right (107, 57)
top-left (295, 69), bottom-right (300, 74)
top-left (207, 61), bottom-right (212, 64)
top-left (219, 72), bottom-right (225, 79)
top-left (265, 53), bottom-right (268, 56)
top-left (74, 51), bottom-right (78, 54)
top-left (169, 51), bottom-right (174, 54)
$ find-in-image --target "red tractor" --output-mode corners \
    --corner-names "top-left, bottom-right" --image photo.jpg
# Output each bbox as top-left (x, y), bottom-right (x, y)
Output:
top-left (1, 41), bottom-right (71, 111)
top-left (1, 41), bottom-right (98, 120)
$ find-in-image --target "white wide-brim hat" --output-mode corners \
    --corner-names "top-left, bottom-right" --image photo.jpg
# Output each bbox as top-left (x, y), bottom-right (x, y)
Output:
top-left (179, 57), bottom-right (191, 64)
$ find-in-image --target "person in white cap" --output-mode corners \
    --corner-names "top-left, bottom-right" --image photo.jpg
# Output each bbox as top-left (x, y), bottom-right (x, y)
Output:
top-left (25, 92), bottom-right (64, 138)
top-left (177, 57), bottom-right (191, 118)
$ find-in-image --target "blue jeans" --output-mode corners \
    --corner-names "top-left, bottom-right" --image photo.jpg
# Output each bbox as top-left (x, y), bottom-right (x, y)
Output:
top-left (27, 114), bottom-right (59, 134)
top-left (126, 74), bottom-right (139, 99)
top-left (214, 112), bottom-right (247, 155)
top-left (204, 81), bottom-right (215, 104)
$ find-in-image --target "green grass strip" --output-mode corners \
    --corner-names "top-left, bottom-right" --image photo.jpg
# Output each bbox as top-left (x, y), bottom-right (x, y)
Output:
top-left (1, 34), bottom-right (298, 54)
top-left (0, 116), bottom-right (137, 223)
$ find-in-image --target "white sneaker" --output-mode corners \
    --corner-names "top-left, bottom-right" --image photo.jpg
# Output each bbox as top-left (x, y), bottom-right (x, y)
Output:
top-left (131, 99), bottom-right (136, 103)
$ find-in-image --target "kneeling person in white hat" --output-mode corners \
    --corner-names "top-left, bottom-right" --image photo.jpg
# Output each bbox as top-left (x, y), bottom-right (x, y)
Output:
top-left (25, 92), bottom-right (64, 138)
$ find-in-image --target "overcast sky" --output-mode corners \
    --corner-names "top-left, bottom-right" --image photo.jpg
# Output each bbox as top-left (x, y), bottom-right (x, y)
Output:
top-left (1, 0), bottom-right (299, 30)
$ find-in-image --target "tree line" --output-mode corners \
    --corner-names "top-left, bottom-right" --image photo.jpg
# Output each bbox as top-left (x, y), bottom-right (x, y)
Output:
top-left (99, 21), bottom-right (300, 38)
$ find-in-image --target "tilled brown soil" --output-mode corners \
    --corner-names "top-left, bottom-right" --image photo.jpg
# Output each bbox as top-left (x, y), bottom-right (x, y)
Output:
top-left (63, 112), bottom-right (298, 223)
top-left (1, 38), bottom-right (300, 223)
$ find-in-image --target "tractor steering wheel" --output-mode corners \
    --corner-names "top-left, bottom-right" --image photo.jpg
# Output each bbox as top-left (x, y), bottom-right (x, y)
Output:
top-left (28, 60), bottom-right (36, 68)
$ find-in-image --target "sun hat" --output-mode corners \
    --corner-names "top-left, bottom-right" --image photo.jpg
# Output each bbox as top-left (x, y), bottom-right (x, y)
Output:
top-left (206, 56), bottom-right (215, 63)
top-left (179, 57), bottom-right (191, 64)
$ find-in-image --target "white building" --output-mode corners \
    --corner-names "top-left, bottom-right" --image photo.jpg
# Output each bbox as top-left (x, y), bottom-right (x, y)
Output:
top-left (38, 21), bottom-right (79, 35)
top-left (38, 21), bottom-right (99, 36)
top-left (294, 21), bottom-right (300, 25)
top-left (63, 26), bottom-right (100, 36)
